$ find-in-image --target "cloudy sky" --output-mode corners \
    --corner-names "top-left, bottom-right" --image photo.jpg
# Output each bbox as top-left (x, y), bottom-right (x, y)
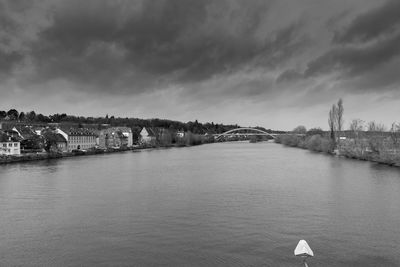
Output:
top-left (1, 0), bottom-right (400, 130)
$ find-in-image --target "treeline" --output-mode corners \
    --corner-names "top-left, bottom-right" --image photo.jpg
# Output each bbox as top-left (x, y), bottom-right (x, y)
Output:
top-left (144, 130), bottom-right (213, 148)
top-left (276, 99), bottom-right (400, 167)
top-left (0, 109), bottom-right (240, 135)
top-left (276, 100), bottom-right (344, 153)
top-left (275, 128), bottom-right (334, 153)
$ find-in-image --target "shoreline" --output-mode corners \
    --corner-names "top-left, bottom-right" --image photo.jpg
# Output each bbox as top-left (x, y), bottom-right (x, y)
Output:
top-left (0, 149), bottom-right (129, 165)
top-left (4, 140), bottom-right (400, 169)
top-left (274, 134), bottom-right (400, 169)
top-left (335, 151), bottom-right (400, 168)
top-left (283, 143), bottom-right (400, 168)
top-left (0, 143), bottom-right (207, 165)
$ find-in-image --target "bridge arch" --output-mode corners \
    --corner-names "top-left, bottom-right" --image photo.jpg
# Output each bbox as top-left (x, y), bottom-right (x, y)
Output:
top-left (214, 127), bottom-right (276, 140)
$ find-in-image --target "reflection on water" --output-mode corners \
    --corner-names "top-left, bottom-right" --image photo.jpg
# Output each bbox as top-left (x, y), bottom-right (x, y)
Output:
top-left (0, 143), bottom-right (399, 266)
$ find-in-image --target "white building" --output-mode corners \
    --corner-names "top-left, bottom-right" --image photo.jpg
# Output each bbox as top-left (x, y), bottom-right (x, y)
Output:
top-left (56, 127), bottom-right (97, 151)
top-left (139, 127), bottom-right (156, 144)
top-left (0, 141), bottom-right (20, 155)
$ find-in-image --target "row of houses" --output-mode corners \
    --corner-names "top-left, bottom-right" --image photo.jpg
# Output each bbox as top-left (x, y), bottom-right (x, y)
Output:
top-left (0, 124), bottom-right (136, 155)
top-left (51, 126), bottom-right (134, 152)
top-left (0, 121), bottom-right (181, 156)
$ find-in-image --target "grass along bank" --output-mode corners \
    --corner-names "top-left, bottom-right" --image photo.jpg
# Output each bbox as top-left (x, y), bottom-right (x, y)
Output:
top-left (275, 131), bottom-right (400, 167)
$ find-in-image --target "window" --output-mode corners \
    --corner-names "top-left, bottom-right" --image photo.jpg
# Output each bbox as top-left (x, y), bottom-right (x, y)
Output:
top-left (2, 144), bottom-right (6, 147)
top-left (14, 143), bottom-right (18, 147)
top-left (8, 143), bottom-right (12, 147)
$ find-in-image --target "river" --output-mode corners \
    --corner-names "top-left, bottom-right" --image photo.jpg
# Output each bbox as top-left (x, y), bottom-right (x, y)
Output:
top-left (0, 142), bottom-right (399, 266)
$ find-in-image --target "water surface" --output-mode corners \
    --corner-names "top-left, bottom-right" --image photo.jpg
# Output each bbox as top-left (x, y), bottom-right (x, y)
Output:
top-left (0, 142), bottom-right (399, 266)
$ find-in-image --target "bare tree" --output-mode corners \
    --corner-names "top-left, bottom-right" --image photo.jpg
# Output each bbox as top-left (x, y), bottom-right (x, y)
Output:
top-left (375, 123), bottom-right (387, 132)
top-left (367, 121), bottom-right (376, 132)
top-left (367, 121), bottom-right (386, 132)
top-left (349, 119), bottom-right (364, 143)
top-left (390, 122), bottom-right (400, 147)
top-left (350, 119), bottom-right (364, 132)
top-left (367, 121), bottom-right (386, 153)
top-left (328, 104), bottom-right (337, 144)
top-left (336, 98), bottom-right (344, 135)
top-left (335, 98), bottom-right (344, 149)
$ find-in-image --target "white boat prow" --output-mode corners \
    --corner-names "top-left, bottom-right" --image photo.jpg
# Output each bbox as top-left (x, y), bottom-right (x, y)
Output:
top-left (294, 240), bottom-right (314, 257)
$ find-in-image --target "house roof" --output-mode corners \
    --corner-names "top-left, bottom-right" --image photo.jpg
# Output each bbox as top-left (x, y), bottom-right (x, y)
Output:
top-left (140, 127), bottom-right (171, 137)
top-left (13, 126), bottom-right (37, 139)
top-left (55, 134), bottom-right (67, 143)
top-left (3, 129), bottom-right (23, 141)
top-left (141, 127), bottom-right (156, 137)
top-left (59, 127), bottom-right (98, 136)
top-left (0, 130), bottom-right (19, 142)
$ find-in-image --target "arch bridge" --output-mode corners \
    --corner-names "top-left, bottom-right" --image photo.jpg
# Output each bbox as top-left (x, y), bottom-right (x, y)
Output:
top-left (214, 127), bottom-right (277, 140)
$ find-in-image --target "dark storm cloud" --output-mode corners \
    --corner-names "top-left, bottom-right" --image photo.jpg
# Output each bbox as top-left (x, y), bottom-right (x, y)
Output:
top-left (254, 22), bottom-right (308, 69)
top-left (0, 2), bottom-right (14, 32)
top-left (25, 0), bottom-right (307, 93)
top-left (276, 69), bottom-right (303, 83)
top-left (0, 50), bottom-right (23, 74)
top-left (333, 0), bottom-right (400, 44)
top-left (304, 0), bottom-right (400, 90)
top-left (305, 33), bottom-right (400, 78)
top-left (0, 1), bottom-right (25, 75)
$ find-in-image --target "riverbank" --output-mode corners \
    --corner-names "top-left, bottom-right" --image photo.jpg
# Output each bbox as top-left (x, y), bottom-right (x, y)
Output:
top-left (0, 148), bottom-right (130, 164)
top-left (275, 134), bottom-right (400, 168)
top-left (339, 139), bottom-right (400, 167)
top-left (0, 142), bottom-right (210, 165)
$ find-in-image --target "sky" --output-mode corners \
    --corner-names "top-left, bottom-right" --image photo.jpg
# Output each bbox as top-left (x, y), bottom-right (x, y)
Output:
top-left (1, 0), bottom-right (400, 130)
